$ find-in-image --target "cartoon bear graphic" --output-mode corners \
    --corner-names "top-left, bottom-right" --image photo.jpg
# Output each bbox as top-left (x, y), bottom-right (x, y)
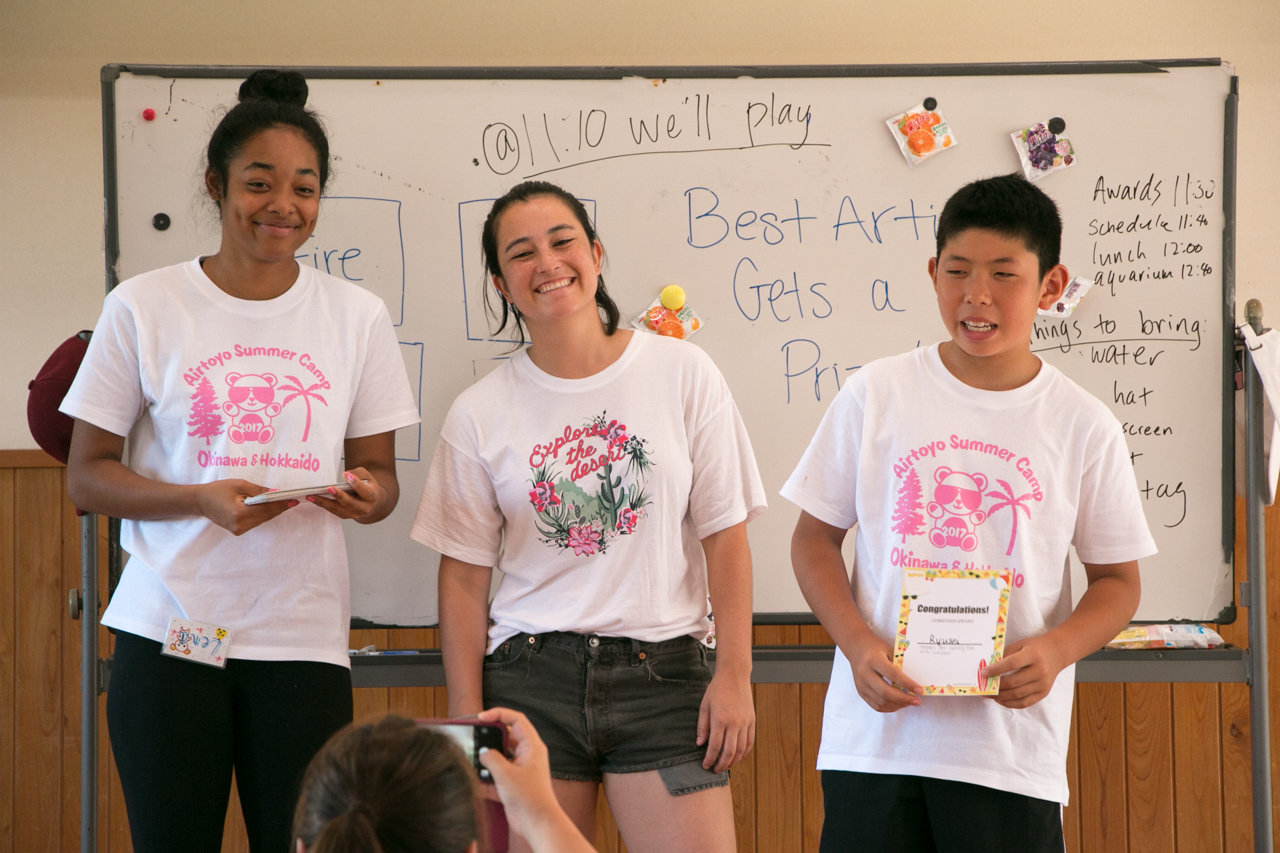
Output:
top-left (223, 373), bottom-right (281, 444)
top-left (168, 628), bottom-right (192, 656)
top-left (926, 467), bottom-right (988, 551)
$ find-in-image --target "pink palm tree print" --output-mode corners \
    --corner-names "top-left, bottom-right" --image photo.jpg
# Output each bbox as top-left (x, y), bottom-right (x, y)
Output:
top-left (984, 479), bottom-right (1038, 556)
top-left (279, 375), bottom-right (329, 442)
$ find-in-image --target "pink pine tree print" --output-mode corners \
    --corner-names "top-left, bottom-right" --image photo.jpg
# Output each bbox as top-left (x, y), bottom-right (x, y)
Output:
top-left (985, 479), bottom-right (1037, 556)
top-left (186, 377), bottom-right (224, 445)
top-left (891, 467), bottom-right (927, 543)
top-left (279, 375), bottom-right (329, 442)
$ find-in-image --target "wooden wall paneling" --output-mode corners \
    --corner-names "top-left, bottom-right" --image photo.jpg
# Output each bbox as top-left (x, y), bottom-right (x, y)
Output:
top-left (1219, 494), bottom-right (1252, 853)
top-left (1078, 682), bottom-right (1128, 853)
top-left (1264, 500), bottom-right (1280, 834)
top-left (1063, 686), bottom-right (1081, 853)
top-left (798, 624), bottom-right (828, 853)
top-left (94, 522), bottom-right (125, 853)
top-left (421, 628), bottom-right (449, 716)
top-left (797, 683), bottom-right (824, 853)
top-left (1125, 683), bottom-right (1175, 853)
top-left (0, 469), bottom-right (15, 853)
top-left (730, 698), bottom-right (756, 853)
top-left (14, 468), bottom-right (64, 853)
top-left (752, 626), bottom-right (801, 853)
top-left (220, 779), bottom-right (249, 853)
top-left (1172, 682), bottom-right (1224, 852)
top-left (802, 626), bottom-right (833, 646)
top-left (387, 628), bottom-right (433, 718)
top-left (0, 451), bottom-right (62, 468)
top-left (61, 481), bottom-right (81, 853)
top-left (349, 629), bottom-right (390, 721)
top-left (1221, 682), bottom-right (1253, 853)
top-left (593, 788), bottom-right (622, 853)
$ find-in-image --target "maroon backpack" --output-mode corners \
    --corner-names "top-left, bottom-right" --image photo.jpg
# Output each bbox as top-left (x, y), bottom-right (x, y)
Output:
top-left (27, 331), bottom-right (92, 464)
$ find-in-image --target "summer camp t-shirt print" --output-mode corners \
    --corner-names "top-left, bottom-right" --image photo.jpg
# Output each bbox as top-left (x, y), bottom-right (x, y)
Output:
top-left (525, 412), bottom-right (654, 557)
top-left (888, 434), bottom-right (1045, 586)
top-left (182, 344), bottom-right (335, 473)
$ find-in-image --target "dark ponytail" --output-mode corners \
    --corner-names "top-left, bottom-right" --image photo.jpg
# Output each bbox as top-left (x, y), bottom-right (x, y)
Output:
top-left (205, 68), bottom-right (331, 201)
top-left (480, 180), bottom-right (621, 348)
top-left (309, 805), bottom-right (385, 853)
top-left (293, 715), bottom-right (483, 853)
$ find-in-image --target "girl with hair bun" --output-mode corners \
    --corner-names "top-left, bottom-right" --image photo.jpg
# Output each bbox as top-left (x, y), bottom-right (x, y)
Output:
top-left (411, 181), bottom-right (765, 852)
top-left (63, 70), bottom-right (419, 853)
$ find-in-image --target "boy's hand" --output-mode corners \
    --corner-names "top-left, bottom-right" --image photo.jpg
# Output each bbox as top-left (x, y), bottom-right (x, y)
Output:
top-left (847, 630), bottom-right (923, 712)
top-left (982, 635), bottom-right (1066, 709)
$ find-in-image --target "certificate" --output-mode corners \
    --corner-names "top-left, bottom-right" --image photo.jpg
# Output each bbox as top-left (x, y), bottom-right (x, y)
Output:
top-left (892, 569), bottom-right (1012, 696)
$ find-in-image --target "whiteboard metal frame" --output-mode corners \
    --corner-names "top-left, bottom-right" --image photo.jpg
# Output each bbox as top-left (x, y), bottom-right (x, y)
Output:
top-left (89, 60), bottom-right (1253, 852)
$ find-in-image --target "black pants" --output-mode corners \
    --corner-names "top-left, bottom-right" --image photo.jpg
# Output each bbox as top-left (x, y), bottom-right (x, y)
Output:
top-left (819, 770), bottom-right (1064, 853)
top-left (107, 631), bottom-right (353, 853)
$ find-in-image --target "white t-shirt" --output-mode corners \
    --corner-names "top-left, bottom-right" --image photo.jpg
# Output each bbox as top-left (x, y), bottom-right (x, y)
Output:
top-left (780, 344), bottom-right (1156, 804)
top-left (411, 332), bottom-right (767, 653)
top-left (62, 259), bottom-right (420, 667)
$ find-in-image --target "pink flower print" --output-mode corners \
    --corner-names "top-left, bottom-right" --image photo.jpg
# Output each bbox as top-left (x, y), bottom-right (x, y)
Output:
top-left (605, 420), bottom-right (628, 447)
top-left (566, 524), bottom-right (601, 556)
top-left (616, 507), bottom-right (639, 534)
top-left (528, 481), bottom-right (561, 513)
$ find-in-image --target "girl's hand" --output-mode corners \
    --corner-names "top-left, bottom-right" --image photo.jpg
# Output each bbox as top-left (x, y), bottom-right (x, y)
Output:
top-left (306, 469), bottom-right (386, 522)
top-left (196, 479), bottom-right (296, 536)
top-left (477, 708), bottom-right (594, 852)
top-left (697, 670), bottom-right (755, 772)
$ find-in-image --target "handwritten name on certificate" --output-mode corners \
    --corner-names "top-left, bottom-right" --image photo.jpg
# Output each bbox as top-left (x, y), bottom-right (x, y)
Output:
top-left (892, 569), bottom-right (1012, 696)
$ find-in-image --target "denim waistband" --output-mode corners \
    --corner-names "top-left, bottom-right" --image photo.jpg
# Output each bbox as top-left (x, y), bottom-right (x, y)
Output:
top-left (497, 631), bottom-right (701, 668)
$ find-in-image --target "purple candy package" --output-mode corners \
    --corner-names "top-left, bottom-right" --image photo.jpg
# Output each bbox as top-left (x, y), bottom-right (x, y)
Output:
top-left (1011, 116), bottom-right (1076, 181)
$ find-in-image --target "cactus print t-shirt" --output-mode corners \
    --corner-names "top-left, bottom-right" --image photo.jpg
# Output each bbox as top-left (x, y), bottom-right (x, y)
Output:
top-left (411, 332), bottom-right (766, 652)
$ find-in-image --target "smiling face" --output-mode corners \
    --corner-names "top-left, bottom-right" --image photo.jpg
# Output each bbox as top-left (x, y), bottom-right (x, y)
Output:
top-left (930, 227), bottom-right (1068, 391)
top-left (206, 125), bottom-right (321, 266)
top-left (490, 194), bottom-right (604, 333)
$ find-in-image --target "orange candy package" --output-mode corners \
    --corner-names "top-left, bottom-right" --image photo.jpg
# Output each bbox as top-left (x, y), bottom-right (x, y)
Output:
top-left (886, 100), bottom-right (956, 166)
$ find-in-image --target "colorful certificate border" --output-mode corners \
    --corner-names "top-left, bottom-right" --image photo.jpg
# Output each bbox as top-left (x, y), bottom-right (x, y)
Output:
top-left (892, 568), bottom-right (1012, 696)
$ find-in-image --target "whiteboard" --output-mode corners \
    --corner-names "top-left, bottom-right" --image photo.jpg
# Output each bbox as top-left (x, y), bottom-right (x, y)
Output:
top-left (103, 61), bottom-right (1236, 624)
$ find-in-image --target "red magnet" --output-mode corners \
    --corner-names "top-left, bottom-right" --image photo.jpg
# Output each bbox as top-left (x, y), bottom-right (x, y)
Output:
top-left (142, 108), bottom-right (156, 121)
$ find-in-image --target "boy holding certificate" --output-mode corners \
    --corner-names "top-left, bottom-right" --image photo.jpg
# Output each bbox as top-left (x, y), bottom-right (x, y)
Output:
top-left (782, 174), bottom-right (1157, 853)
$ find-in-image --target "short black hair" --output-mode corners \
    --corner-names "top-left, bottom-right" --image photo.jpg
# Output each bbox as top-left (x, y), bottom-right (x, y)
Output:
top-left (205, 69), bottom-right (331, 201)
top-left (935, 174), bottom-right (1061, 279)
top-left (480, 180), bottom-right (621, 347)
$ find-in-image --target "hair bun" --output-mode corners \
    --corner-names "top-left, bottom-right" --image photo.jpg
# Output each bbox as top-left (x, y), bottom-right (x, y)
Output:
top-left (238, 69), bottom-right (308, 108)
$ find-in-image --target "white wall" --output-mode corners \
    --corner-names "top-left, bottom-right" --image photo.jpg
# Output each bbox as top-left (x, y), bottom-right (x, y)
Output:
top-left (2, 0), bottom-right (1277, 448)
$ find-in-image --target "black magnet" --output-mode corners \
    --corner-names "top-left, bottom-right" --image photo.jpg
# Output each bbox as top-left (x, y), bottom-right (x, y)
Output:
top-left (152, 213), bottom-right (171, 231)
top-left (1048, 117), bottom-right (1066, 134)
top-left (923, 97), bottom-right (937, 111)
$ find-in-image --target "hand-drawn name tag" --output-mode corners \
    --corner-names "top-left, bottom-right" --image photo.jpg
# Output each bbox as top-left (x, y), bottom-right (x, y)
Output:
top-left (161, 617), bottom-right (232, 668)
